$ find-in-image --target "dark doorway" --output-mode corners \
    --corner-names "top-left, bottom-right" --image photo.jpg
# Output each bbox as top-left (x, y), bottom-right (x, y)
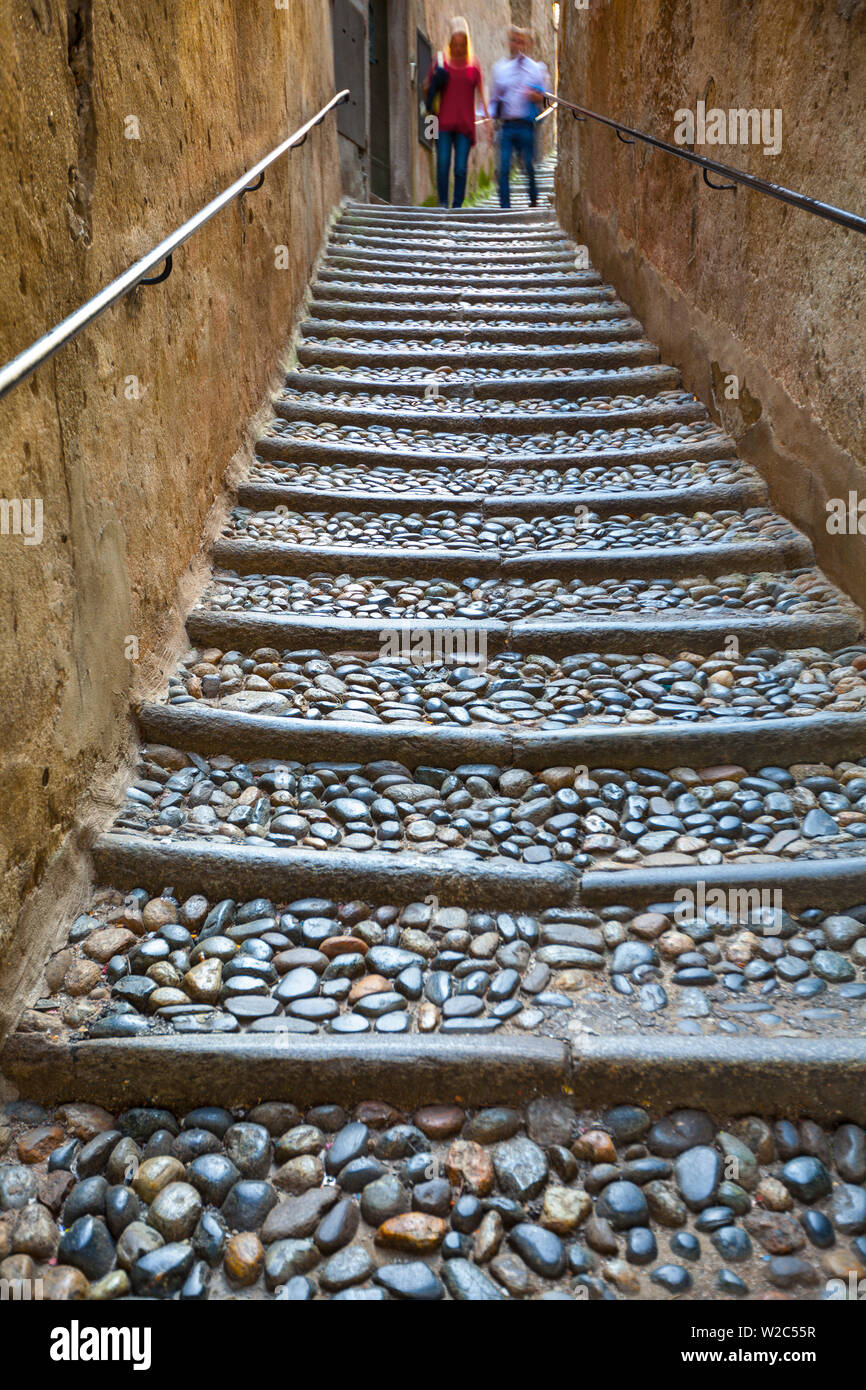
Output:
top-left (331, 0), bottom-right (366, 151)
top-left (417, 30), bottom-right (433, 149)
top-left (369, 0), bottom-right (391, 200)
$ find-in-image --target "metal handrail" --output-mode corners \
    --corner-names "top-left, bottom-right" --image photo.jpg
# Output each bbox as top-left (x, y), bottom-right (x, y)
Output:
top-left (545, 92), bottom-right (866, 236)
top-left (0, 90), bottom-right (350, 403)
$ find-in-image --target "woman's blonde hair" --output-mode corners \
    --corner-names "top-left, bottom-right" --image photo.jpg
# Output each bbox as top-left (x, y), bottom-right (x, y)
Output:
top-left (447, 15), bottom-right (474, 63)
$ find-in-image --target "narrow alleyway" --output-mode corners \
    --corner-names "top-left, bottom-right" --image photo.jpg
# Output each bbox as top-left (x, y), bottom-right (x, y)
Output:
top-left (3, 165), bottom-right (866, 1304)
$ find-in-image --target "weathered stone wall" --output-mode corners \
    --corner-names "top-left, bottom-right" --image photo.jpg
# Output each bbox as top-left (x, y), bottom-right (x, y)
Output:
top-left (511, 0), bottom-right (556, 78)
top-left (556, 0), bottom-right (866, 606)
top-left (0, 1), bottom-right (341, 1023)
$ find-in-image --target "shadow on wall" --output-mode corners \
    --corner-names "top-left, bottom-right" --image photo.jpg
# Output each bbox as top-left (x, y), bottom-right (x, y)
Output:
top-left (555, 0), bottom-right (866, 610)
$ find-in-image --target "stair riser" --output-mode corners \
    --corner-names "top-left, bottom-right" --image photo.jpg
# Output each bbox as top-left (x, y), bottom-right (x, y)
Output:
top-left (140, 701), bottom-right (866, 774)
top-left (237, 478), bottom-right (767, 519)
top-left (0, 1035), bottom-right (571, 1111)
top-left (256, 433), bottom-right (733, 470)
top-left (92, 834), bottom-right (574, 908)
top-left (307, 300), bottom-right (630, 324)
top-left (187, 609), bottom-right (860, 659)
top-left (296, 344), bottom-right (659, 369)
top-left (330, 233), bottom-right (573, 251)
top-left (300, 319), bottom-right (643, 345)
top-left (282, 365), bottom-right (680, 400)
top-left (326, 253), bottom-right (579, 271)
top-left (311, 284), bottom-right (612, 304)
top-left (212, 535), bottom-right (814, 581)
top-left (7, 1032), bottom-right (866, 1120)
top-left (269, 398), bottom-right (704, 434)
top-left (315, 269), bottom-right (601, 289)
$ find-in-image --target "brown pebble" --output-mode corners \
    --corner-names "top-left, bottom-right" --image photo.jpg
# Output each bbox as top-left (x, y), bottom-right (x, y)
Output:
top-left (42, 1265), bottom-right (90, 1300)
top-left (63, 960), bottom-right (104, 997)
top-left (584, 1215), bottom-right (619, 1254)
top-left (142, 899), bottom-right (179, 931)
top-left (224, 1231), bottom-right (264, 1286)
top-left (414, 1105), bottom-right (465, 1140)
top-left (743, 1209), bottom-right (804, 1254)
top-left (629, 912), bottom-right (670, 940)
top-left (348, 974), bottom-right (391, 1004)
top-left (37, 1170), bottom-right (75, 1214)
top-left (12, 1202), bottom-right (58, 1259)
top-left (375, 1213), bottom-right (446, 1252)
top-left (572, 1129), bottom-right (617, 1164)
top-left (17, 1125), bottom-right (66, 1164)
top-left (83, 927), bottom-right (136, 964)
top-left (321, 936), bottom-right (369, 960)
top-left (353, 1101), bottom-right (402, 1130)
top-left (699, 765), bottom-right (747, 783)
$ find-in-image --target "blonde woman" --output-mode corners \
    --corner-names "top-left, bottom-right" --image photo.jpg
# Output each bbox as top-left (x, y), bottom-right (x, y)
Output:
top-left (425, 17), bottom-right (490, 207)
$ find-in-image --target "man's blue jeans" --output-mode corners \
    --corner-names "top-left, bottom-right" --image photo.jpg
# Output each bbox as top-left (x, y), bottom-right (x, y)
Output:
top-left (436, 130), bottom-right (473, 208)
top-left (499, 119), bottom-right (537, 208)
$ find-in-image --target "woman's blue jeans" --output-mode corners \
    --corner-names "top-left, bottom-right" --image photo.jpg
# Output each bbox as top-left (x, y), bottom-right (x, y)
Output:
top-left (436, 130), bottom-right (472, 208)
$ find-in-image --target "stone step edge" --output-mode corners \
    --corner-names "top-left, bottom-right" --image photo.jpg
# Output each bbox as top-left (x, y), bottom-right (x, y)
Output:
top-left (311, 284), bottom-right (612, 304)
top-left (91, 834), bottom-right (574, 908)
top-left (305, 300), bottom-right (623, 319)
top-left (210, 535), bottom-right (815, 581)
top-left (338, 212), bottom-right (558, 228)
top-left (296, 344), bottom-right (659, 370)
top-left (299, 318), bottom-right (643, 345)
top-left (236, 477), bottom-right (768, 521)
top-left (336, 219), bottom-right (563, 233)
top-left (187, 610), bottom-right (861, 659)
top-left (307, 298), bottom-right (622, 321)
top-left (5, 1032), bottom-right (866, 1120)
top-left (569, 1035), bottom-right (866, 1124)
top-left (581, 856), bottom-right (866, 911)
top-left (316, 271), bottom-right (601, 290)
top-left (282, 365), bottom-right (681, 401)
top-left (256, 434), bottom-right (732, 471)
top-left (329, 237), bottom-right (573, 255)
top-left (342, 202), bottom-right (557, 221)
top-left (138, 701), bottom-right (866, 773)
top-left (0, 1034), bottom-right (569, 1110)
top-left (333, 220), bottom-right (567, 236)
top-left (325, 251), bottom-right (578, 268)
top-left (270, 397), bottom-right (702, 435)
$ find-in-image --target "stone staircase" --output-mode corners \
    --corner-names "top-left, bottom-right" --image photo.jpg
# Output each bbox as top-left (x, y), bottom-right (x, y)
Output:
top-left (4, 188), bottom-right (866, 1303)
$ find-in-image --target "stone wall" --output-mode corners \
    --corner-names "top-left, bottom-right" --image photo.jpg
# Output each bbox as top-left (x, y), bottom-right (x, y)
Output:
top-left (556, 0), bottom-right (866, 607)
top-left (0, 1), bottom-right (341, 1027)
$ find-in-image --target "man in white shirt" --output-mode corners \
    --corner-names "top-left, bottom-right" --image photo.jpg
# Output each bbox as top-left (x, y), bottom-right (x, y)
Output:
top-left (489, 28), bottom-right (548, 208)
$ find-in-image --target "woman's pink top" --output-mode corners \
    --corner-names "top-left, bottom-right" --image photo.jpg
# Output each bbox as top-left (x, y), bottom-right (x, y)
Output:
top-left (430, 59), bottom-right (483, 143)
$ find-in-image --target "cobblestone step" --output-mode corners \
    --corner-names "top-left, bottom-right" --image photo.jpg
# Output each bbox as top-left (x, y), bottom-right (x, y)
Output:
top-left (283, 364), bottom-right (682, 401)
top-left (270, 392), bottom-right (706, 434)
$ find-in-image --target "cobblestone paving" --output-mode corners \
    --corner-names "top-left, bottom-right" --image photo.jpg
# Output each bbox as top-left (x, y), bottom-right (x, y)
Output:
top-left (2, 1096), bottom-right (864, 1300)
top-left (8, 155), bottom-right (866, 1307)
